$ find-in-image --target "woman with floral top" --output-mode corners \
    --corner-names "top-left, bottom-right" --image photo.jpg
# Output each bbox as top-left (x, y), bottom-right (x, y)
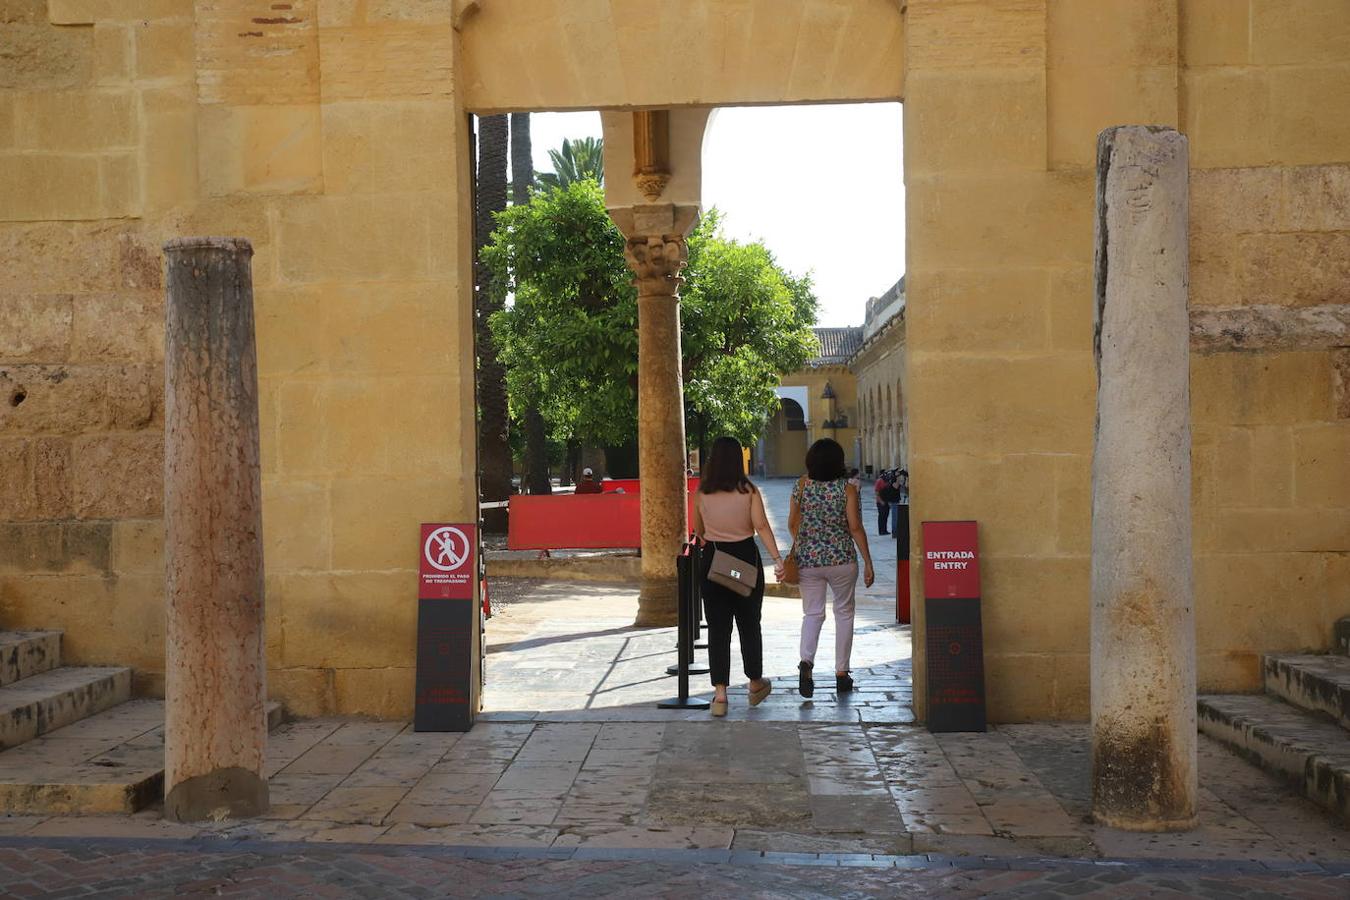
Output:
top-left (788, 438), bottom-right (874, 698)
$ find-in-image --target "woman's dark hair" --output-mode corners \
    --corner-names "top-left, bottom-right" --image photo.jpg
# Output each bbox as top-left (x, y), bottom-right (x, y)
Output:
top-left (805, 438), bottom-right (847, 481)
top-left (699, 436), bottom-right (753, 494)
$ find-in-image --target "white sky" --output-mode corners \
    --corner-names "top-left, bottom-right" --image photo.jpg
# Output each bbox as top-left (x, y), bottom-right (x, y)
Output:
top-left (524, 105), bottom-right (905, 328)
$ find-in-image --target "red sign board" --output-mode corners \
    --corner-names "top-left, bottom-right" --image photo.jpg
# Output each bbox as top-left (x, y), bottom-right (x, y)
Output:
top-left (418, 523), bottom-right (476, 600)
top-left (921, 520), bottom-right (981, 600)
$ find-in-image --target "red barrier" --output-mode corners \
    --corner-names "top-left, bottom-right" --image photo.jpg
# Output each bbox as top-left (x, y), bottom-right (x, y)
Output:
top-left (601, 477), bottom-right (700, 494)
top-left (507, 491), bottom-right (697, 551)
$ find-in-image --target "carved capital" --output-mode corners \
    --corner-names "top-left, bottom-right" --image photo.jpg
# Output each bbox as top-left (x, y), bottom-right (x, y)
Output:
top-left (635, 172), bottom-right (671, 203)
top-left (624, 235), bottom-right (688, 297)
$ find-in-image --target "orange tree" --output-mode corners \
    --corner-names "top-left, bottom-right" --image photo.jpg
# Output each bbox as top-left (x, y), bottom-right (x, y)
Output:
top-left (483, 180), bottom-right (817, 463)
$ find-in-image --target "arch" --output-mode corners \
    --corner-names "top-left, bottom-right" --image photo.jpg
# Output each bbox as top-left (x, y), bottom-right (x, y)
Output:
top-left (774, 385), bottom-right (811, 426)
top-left (780, 398), bottom-right (807, 432)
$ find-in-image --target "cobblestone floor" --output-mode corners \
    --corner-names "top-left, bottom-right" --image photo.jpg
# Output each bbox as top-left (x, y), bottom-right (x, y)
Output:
top-left (1, 506), bottom-right (1346, 896)
top-left (0, 837), bottom-right (1346, 898)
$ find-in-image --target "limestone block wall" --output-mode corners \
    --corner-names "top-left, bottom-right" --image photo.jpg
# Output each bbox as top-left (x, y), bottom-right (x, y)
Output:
top-left (1, 0), bottom-right (477, 717)
top-left (903, 0), bottom-right (1349, 720)
top-left (1, 0), bottom-right (1346, 723)
top-left (1, 0), bottom-right (191, 695)
top-left (1182, 0), bottom-right (1350, 692)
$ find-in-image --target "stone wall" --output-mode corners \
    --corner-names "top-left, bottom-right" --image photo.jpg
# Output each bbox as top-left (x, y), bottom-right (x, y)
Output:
top-left (1, 0), bottom-right (1346, 722)
top-left (1, 0), bottom-right (477, 717)
top-left (902, 0), bottom-right (1349, 720)
top-left (1, 0), bottom-right (187, 695)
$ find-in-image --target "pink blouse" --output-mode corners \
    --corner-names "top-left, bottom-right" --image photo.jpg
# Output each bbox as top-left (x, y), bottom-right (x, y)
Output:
top-left (697, 487), bottom-right (769, 542)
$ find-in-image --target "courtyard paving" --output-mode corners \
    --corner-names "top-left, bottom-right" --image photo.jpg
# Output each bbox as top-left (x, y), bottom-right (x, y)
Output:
top-left (0, 481), bottom-right (1344, 894)
top-left (2, 577), bottom-right (1346, 871)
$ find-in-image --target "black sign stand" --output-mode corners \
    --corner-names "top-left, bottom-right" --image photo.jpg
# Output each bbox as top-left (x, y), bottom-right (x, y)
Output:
top-left (922, 521), bottom-right (987, 733)
top-left (924, 597), bottom-right (987, 732)
top-left (414, 598), bottom-right (476, 731)
top-left (413, 523), bottom-right (479, 733)
top-left (658, 542), bottom-right (711, 710)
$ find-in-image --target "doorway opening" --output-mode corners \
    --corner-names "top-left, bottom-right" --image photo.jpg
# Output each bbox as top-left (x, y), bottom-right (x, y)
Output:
top-left (469, 102), bottom-right (910, 723)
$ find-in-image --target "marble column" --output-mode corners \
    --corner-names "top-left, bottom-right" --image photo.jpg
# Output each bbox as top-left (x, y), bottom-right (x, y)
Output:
top-left (625, 227), bottom-right (690, 627)
top-left (162, 238), bottom-right (269, 822)
top-left (1090, 126), bottom-right (1197, 832)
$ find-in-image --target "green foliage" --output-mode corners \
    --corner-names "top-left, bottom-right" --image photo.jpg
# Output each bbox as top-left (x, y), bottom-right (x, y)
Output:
top-left (681, 211), bottom-right (819, 445)
top-left (535, 137), bottom-right (605, 192)
top-left (485, 181), bottom-right (818, 452)
top-left (484, 180), bottom-right (637, 448)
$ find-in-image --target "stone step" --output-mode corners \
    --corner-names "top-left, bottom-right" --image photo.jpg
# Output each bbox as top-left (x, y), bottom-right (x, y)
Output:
top-left (1264, 654), bottom-right (1350, 731)
top-left (0, 631), bottom-right (62, 688)
top-left (0, 699), bottom-right (285, 815)
top-left (0, 666), bottom-right (132, 751)
top-left (1198, 693), bottom-right (1350, 825)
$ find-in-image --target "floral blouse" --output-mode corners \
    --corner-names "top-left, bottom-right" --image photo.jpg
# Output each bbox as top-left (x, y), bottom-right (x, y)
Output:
top-left (791, 477), bottom-right (855, 568)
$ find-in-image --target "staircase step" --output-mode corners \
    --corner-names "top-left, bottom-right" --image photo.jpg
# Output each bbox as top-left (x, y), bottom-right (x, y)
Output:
top-left (0, 631), bottom-right (62, 688)
top-left (1264, 654), bottom-right (1350, 730)
top-left (1198, 693), bottom-right (1350, 824)
top-left (0, 700), bottom-right (285, 815)
top-left (0, 667), bottom-right (132, 751)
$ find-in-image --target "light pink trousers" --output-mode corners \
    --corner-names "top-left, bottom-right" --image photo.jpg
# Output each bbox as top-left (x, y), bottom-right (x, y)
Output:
top-left (798, 562), bottom-right (858, 672)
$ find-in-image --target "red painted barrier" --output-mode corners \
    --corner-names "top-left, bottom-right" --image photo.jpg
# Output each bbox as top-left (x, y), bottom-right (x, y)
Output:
top-left (507, 490), bottom-right (697, 551)
top-left (600, 477), bottom-right (700, 494)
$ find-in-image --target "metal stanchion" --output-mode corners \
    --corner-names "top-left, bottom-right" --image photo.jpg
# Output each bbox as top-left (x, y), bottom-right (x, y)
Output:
top-left (693, 564), bottom-right (708, 649)
top-left (658, 541), bottom-right (710, 709)
top-left (667, 538), bottom-right (709, 676)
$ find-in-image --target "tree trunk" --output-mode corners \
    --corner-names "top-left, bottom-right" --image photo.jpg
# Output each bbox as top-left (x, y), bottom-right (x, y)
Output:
top-left (564, 441), bottom-right (580, 486)
top-left (475, 115), bottom-right (511, 531)
top-left (512, 112), bottom-right (552, 496)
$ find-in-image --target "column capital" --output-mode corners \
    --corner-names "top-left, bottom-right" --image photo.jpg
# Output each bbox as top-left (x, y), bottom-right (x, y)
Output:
top-left (624, 233), bottom-right (688, 297)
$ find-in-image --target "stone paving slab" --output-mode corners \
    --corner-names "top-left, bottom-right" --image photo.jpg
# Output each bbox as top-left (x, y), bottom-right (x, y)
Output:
top-left (2, 718), bottom-right (1346, 868)
top-left (0, 699), bottom-right (286, 815)
top-left (2, 569), bottom-right (1347, 875)
top-left (0, 836), bottom-right (1346, 898)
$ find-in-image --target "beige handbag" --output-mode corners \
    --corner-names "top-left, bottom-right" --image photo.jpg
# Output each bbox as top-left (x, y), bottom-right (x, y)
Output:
top-left (707, 547), bottom-right (758, 597)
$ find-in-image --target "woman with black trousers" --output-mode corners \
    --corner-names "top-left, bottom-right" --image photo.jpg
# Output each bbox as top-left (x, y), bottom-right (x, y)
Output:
top-left (693, 437), bottom-right (786, 717)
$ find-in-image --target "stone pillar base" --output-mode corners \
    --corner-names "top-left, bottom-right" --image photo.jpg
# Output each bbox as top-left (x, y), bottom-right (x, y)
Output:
top-left (635, 576), bottom-right (678, 627)
top-left (164, 767), bottom-right (269, 823)
top-left (1093, 811), bottom-right (1199, 833)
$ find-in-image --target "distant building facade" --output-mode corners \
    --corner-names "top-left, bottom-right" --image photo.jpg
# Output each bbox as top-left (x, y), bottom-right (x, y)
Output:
top-left (853, 277), bottom-right (907, 474)
top-left (759, 278), bottom-right (906, 478)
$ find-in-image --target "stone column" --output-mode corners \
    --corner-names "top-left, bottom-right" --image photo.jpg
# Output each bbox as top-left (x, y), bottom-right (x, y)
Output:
top-left (626, 229), bottom-right (690, 627)
top-left (1090, 126), bottom-right (1196, 832)
top-left (162, 238), bottom-right (269, 821)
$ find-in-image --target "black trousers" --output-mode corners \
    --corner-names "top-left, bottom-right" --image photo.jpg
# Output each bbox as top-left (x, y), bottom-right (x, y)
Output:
top-left (700, 537), bottom-right (764, 686)
top-left (877, 502), bottom-right (890, 535)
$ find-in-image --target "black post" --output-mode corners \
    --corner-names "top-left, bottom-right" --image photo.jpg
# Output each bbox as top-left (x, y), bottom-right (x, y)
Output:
top-left (667, 539), bottom-right (708, 676)
top-left (658, 542), bottom-right (710, 709)
top-left (693, 543), bottom-right (707, 648)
